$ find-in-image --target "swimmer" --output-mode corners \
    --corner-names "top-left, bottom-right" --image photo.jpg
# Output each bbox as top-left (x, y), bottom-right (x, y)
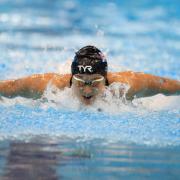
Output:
top-left (0, 45), bottom-right (180, 104)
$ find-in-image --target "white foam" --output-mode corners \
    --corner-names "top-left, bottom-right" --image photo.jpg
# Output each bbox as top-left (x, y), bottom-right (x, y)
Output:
top-left (1, 81), bottom-right (179, 115)
top-left (133, 94), bottom-right (180, 111)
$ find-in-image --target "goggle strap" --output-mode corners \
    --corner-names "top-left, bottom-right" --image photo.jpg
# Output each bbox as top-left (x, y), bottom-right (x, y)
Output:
top-left (73, 75), bottom-right (85, 83)
top-left (92, 76), bottom-right (104, 83)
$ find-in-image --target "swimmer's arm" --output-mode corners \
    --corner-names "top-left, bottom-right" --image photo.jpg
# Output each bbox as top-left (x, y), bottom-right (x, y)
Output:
top-left (0, 73), bottom-right (71, 99)
top-left (108, 71), bottom-right (180, 100)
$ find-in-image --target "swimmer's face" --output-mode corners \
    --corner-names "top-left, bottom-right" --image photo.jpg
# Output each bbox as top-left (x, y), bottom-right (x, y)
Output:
top-left (72, 74), bottom-right (106, 105)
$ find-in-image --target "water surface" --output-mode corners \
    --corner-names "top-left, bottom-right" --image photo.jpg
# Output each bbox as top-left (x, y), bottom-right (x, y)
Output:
top-left (0, 0), bottom-right (180, 179)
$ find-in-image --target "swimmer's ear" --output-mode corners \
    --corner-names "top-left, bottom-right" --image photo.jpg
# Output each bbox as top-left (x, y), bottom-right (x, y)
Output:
top-left (105, 78), bottom-right (109, 86)
top-left (69, 77), bottom-right (72, 87)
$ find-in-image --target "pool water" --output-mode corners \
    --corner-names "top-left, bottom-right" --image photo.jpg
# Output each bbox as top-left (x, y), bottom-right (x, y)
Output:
top-left (0, 0), bottom-right (180, 179)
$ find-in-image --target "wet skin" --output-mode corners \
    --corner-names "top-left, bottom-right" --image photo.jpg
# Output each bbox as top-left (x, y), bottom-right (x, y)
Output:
top-left (72, 74), bottom-right (106, 105)
top-left (0, 72), bottom-right (180, 103)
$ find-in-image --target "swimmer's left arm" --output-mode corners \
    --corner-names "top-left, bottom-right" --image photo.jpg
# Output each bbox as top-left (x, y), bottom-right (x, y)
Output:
top-left (108, 71), bottom-right (180, 99)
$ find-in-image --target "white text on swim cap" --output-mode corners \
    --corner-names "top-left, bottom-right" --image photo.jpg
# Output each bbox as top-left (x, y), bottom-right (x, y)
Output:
top-left (78, 65), bottom-right (93, 73)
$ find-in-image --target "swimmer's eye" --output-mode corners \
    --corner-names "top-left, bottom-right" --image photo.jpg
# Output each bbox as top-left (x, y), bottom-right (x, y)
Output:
top-left (92, 82), bottom-right (100, 87)
top-left (77, 81), bottom-right (85, 87)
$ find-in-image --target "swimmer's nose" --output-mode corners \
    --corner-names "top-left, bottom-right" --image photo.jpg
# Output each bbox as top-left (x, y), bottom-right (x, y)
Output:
top-left (81, 86), bottom-right (94, 96)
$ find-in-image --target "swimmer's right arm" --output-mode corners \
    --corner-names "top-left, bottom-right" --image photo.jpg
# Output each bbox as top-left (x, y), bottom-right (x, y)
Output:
top-left (0, 73), bottom-right (71, 99)
top-left (108, 71), bottom-right (180, 100)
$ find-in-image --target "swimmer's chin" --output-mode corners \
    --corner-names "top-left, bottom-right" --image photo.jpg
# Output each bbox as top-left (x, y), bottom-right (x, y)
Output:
top-left (80, 96), bottom-right (96, 105)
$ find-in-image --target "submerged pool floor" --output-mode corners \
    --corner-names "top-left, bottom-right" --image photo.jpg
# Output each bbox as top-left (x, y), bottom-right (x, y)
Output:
top-left (0, 138), bottom-right (180, 180)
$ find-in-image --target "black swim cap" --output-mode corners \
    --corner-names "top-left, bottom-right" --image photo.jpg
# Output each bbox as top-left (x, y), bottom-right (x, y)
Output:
top-left (71, 45), bottom-right (108, 77)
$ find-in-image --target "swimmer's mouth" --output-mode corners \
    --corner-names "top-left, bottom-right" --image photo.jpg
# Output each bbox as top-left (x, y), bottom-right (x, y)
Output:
top-left (83, 95), bottom-right (93, 100)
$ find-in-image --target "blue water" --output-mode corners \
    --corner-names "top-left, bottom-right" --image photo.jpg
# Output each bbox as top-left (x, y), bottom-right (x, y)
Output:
top-left (0, 0), bottom-right (180, 179)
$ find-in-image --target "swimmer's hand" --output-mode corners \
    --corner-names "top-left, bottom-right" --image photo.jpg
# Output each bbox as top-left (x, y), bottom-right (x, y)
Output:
top-left (107, 71), bottom-right (180, 100)
top-left (0, 73), bottom-right (71, 99)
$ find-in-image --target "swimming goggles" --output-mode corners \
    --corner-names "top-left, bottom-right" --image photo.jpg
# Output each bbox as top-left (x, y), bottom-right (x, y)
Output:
top-left (72, 74), bottom-right (105, 87)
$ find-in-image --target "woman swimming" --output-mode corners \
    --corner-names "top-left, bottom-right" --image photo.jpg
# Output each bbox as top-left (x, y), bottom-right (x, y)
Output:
top-left (0, 46), bottom-right (179, 105)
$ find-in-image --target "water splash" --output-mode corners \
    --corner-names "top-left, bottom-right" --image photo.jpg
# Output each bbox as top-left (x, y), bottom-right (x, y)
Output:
top-left (0, 82), bottom-right (179, 146)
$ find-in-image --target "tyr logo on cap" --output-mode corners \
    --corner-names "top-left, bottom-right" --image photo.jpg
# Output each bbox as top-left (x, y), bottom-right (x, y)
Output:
top-left (78, 65), bottom-right (93, 73)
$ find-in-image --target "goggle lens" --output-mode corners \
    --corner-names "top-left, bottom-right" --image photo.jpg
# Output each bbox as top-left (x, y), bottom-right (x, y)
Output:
top-left (72, 74), bottom-right (104, 87)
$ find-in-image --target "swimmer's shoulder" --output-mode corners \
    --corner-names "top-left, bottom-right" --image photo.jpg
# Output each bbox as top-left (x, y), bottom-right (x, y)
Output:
top-left (107, 71), bottom-right (137, 84)
top-left (0, 73), bottom-right (72, 99)
top-left (36, 73), bottom-right (72, 89)
top-left (0, 73), bottom-right (72, 90)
